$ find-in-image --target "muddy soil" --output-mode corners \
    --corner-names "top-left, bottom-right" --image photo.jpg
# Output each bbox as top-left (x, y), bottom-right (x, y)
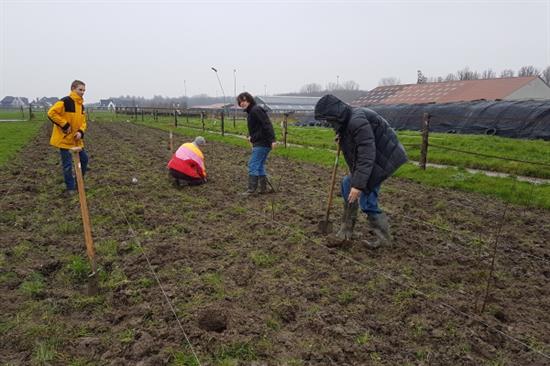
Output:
top-left (1, 121), bottom-right (549, 365)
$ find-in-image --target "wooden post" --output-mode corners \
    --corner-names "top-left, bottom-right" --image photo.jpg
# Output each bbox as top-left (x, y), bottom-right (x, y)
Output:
top-left (134, 106), bottom-right (138, 120)
top-left (201, 111), bottom-right (205, 132)
top-left (283, 113), bottom-right (288, 148)
top-left (221, 110), bottom-right (225, 136)
top-left (169, 130), bottom-right (173, 153)
top-left (174, 109), bottom-right (178, 127)
top-left (233, 107), bottom-right (236, 128)
top-left (20, 106), bottom-right (24, 119)
top-left (419, 112), bottom-right (431, 170)
top-left (141, 108), bottom-right (144, 121)
top-left (28, 105), bottom-right (33, 120)
top-left (186, 108), bottom-right (189, 125)
top-left (70, 147), bottom-right (98, 295)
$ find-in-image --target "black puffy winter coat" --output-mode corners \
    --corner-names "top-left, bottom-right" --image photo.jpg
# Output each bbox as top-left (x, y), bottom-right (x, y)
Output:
top-left (314, 94), bottom-right (408, 192)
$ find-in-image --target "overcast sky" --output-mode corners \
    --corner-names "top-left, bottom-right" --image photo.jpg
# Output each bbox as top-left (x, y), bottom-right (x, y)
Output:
top-left (1, 0), bottom-right (549, 102)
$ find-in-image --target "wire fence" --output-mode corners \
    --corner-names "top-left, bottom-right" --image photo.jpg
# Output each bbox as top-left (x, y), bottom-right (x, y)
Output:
top-left (109, 119), bottom-right (550, 362)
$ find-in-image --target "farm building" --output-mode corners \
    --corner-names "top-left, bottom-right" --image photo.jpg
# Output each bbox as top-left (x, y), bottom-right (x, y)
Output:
top-left (255, 95), bottom-right (321, 113)
top-left (351, 76), bottom-right (550, 106)
top-left (344, 76), bottom-right (550, 140)
top-left (368, 100), bottom-right (550, 140)
top-left (99, 99), bottom-right (117, 111)
top-left (0, 96), bottom-right (29, 107)
top-left (30, 97), bottom-right (58, 108)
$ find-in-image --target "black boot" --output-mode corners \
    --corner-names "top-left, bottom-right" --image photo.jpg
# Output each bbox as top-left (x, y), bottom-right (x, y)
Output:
top-left (366, 213), bottom-right (393, 249)
top-left (258, 176), bottom-right (274, 194)
top-left (327, 200), bottom-right (358, 247)
top-left (241, 175), bottom-right (258, 195)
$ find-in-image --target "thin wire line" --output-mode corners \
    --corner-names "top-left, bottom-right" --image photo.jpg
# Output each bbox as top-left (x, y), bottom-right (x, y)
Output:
top-left (105, 178), bottom-right (201, 366)
top-left (241, 205), bottom-right (550, 361)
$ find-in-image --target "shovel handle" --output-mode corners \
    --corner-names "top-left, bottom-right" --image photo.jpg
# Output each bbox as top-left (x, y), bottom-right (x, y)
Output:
top-left (71, 149), bottom-right (97, 274)
top-left (324, 143), bottom-right (341, 222)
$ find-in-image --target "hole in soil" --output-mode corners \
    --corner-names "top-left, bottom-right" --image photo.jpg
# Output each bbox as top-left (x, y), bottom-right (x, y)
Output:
top-left (198, 309), bottom-right (227, 332)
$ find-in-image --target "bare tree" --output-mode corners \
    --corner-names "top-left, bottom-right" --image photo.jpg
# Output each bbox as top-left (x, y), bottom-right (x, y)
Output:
top-left (427, 76), bottom-right (444, 83)
top-left (417, 70), bottom-right (427, 84)
top-left (456, 67), bottom-right (480, 80)
top-left (445, 73), bottom-right (457, 81)
top-left (326, 82), bottom-right (339, 91)
top-left (299, 83), bottom-right (323, 95)
top-left (481, 69), bottom-right (496, 79)
top-left (518, 65), bottom-right (540, 77)
top-left (541, 66), bottom-right (550, 84)
top-left (379, 77), bottom-right (401, 86)
top-left (342, 80), bottom-right (360, 90)
top-left (500, 69), bottom-right (515, 78)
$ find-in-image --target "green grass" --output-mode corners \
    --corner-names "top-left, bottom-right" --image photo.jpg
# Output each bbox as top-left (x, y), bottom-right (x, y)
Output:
top-left (95, 110), bottom-right (550, 179)
top-left (92, 113), bottom-right (550, 209)
top-left (33, 339), bottom-right (58, 365)
top-left (19, 272), bottom-right (45, 298)
top-left (65, 255), bottom-right (91, 282)
top-left (249, 250), bottom-right (278, 268)
top-left (0, 121), bottom-right (44, 167)
top-left (399, 131), bottom-right (550, 179)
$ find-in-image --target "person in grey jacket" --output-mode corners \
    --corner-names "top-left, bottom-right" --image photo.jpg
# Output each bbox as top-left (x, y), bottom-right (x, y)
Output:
top-left (314, 94), bottom-right (408, 248)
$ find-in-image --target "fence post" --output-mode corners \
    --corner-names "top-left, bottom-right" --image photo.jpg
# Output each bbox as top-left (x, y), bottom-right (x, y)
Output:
top-left (283, 113), bottom-right (289, 148)
top-left (186, 108), bottom-right (189, 125)
top-left (20, 106), bottom-right (24, 119)
top-left (141, 108), bottom-right (144, 121)
top-left (221, 109), bottom-right (225, 136)
top-left (419, 112), bottom-right (431, 170)
top-left (28, 105), bottom-right (34, 120)
top-left (201, 111), bottom-right (205, 132)
top-left (221, 110), bottom-right (225, 136)
top-left (174, 108), bottom-right (178, 127)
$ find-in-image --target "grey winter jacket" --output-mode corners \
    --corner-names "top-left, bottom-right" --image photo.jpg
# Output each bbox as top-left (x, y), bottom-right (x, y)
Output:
top-left (314, 94), bottom-right (408, 192)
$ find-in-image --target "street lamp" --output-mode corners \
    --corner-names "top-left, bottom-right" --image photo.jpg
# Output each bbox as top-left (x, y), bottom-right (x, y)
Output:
top-left (211, 67), bottom-right (227, 135)
top-left (211, 67), bottom-right (226, 108)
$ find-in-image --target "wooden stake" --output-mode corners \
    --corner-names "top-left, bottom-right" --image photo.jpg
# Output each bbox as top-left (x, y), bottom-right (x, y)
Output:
top-left (419, 112), bottom-right (431, 170)
top-left (70, 147), bottom-right (98, 294)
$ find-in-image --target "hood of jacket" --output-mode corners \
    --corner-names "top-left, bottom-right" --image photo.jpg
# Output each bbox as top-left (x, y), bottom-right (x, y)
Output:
top-left (314, 94), bottom-right (352, 132)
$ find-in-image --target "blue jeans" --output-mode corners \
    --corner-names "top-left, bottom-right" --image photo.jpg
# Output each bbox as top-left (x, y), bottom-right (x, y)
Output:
top-left (341, 175), bottom-right (382, 216)
top-left (60, 148), bottom-right (88, 191)
top-left (248, 146), bottom-right (271, 176)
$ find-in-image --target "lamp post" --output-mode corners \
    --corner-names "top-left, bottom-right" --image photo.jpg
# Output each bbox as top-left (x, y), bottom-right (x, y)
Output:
top-left (211, 67), bottom-right (226, 136)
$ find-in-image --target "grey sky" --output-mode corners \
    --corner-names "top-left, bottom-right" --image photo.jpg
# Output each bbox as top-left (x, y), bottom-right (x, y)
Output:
top-left (1, 0), bottom-right (549, 102)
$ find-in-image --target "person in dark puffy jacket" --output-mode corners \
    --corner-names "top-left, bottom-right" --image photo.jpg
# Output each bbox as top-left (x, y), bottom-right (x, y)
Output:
top-left (237, 92), bottom-right (276, 195)
top-left (314, 94), bottom-right (408, 248)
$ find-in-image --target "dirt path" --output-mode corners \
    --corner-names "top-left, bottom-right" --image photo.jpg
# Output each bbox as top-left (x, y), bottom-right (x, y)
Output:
top-left (1, 121), bottom-right (549, 365)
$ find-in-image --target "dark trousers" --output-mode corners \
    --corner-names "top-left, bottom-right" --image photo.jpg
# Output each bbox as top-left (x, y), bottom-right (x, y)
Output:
top-left (169, 169), bottom-right (204, 186)
top-left (60, 148), bottom-right (88, 191)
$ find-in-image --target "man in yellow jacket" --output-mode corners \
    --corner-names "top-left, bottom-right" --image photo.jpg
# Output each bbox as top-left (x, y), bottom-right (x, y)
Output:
top-left (48, 80), bottom-right (88, 195)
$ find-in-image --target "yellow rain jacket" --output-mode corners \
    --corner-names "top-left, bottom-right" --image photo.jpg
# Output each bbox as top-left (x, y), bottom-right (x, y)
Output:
top-left (48, 91), bottom-right (87, 149)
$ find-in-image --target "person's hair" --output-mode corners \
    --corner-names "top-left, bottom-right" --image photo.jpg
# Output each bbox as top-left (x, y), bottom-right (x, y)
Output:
top-left (236, 92), bottom-right (256, 107)
top-left (71, 80), bottom-right (86, 90)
